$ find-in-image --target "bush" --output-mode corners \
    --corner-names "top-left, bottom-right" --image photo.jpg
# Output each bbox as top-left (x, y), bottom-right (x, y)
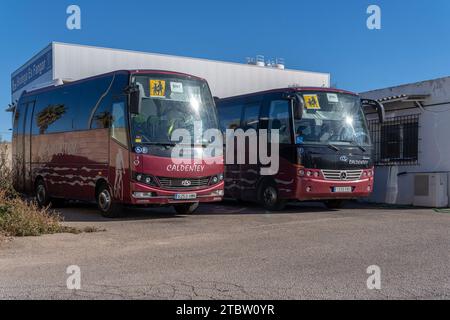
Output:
top-left (0, 190), bottom-right (77, 237)
top-left (0, 147), bottom-right (81, 237)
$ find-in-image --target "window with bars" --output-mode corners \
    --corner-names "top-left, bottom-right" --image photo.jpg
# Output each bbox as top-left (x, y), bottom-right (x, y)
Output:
top-left (367, 114), bottom-right (420, 166)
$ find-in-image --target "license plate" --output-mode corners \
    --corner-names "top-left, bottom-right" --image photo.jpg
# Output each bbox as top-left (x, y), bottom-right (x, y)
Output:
top-left (333, 187), bottom-right (353, 193)
top-left (174, 193), bottom-right (197, 200)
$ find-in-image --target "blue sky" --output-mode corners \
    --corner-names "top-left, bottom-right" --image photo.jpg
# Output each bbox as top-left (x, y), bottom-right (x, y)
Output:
top-left (1, 0), bottom-right (450, 141)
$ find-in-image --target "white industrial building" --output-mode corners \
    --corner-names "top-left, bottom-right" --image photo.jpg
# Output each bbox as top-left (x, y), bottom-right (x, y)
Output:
top-left (362, 76), bottom-right (450, 208)
top-left (11, 42), bottom-right (330, 102)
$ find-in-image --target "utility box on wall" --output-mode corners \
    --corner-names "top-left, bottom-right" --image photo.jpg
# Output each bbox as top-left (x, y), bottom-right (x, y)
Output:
top-left (413, 173), bottom-right (448, 208)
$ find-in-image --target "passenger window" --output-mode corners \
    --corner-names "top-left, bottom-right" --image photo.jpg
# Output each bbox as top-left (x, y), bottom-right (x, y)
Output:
top-left (111, 102), bottom-right (128, 146)
top-left (218, 103), bottom-right (243, 133)
top-left (91, 101), bottom-right (112, 129)
top-left (242, 104), bottom-right (260, 130)
top-left (269, 100), bottom-right (292, 144)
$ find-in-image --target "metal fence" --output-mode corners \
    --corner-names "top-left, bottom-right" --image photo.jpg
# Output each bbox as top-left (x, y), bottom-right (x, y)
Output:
top-left (367, 114), bottom-right (420, 166)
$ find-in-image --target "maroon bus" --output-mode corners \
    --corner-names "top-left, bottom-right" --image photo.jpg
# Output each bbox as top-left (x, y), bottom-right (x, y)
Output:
top-left (12, 70), bottom-right (224, 217)
top-left (217, 87), bottom-right (384, 210)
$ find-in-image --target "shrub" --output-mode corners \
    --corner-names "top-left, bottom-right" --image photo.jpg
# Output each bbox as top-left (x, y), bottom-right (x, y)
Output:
top-left (0, 190), bottom-right (78, 237)
top-left (0, 147), bottom-right (80, 237)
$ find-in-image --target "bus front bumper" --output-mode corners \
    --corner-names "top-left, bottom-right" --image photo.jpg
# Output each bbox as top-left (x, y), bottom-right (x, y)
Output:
top-left (295, 177), bottom-right (373, 201)
top-left (129, 181), bottom-right (224, 205)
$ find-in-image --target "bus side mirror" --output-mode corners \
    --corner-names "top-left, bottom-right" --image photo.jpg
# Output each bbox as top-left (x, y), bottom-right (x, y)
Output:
top-left (293, 94), bottom-right (304, 119)
top-left (284, 93), bottom-right (304, 119)
top-left (362, 99), bottom-right (385, 123)
top-left (126, 85), bottom-right (141, 114)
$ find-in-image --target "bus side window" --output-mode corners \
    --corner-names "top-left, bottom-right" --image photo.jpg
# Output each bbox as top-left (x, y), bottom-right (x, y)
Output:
top-left (242, 103), bottom-right (260, 130)
top-left (111, 102), bottom-right (128, 147)
top-left (218, 103), bottom-right (243, 133)
top-left (268, 100), bottom-right (292, 144)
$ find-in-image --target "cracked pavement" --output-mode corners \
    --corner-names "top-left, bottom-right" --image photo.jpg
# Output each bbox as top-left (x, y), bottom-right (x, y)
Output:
top-left (1, 201), bottom-right (449, 299)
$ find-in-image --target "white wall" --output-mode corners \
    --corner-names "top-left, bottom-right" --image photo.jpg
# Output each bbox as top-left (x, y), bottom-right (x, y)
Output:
top-left (52, 42), bottom-right (330, 98)
top-left (11, 44), bottom-right (53, 102)
top-left (362, 77), bottom-right (450, 205)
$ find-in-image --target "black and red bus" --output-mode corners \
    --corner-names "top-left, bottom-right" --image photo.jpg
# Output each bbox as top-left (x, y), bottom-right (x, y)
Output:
top-left (12, 70), bottom-right (224, 217)
top-left (217, 87), bottom-right (384, 210)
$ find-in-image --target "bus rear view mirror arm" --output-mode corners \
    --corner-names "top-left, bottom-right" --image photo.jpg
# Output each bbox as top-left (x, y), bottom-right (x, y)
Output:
top-left (361, 99), bottom-right (385, 123)
top-left (124, 84), bottom-right (141, 114)
top-left (283, 93), bottom-right (304, 119)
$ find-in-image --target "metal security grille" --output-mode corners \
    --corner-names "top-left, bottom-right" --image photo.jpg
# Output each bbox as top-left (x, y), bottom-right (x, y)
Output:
top-left (321, 170), bottom-right (363, 181)
top-left (367, 114), bottom-right (420, 166)
top-left (157, 177), bottom-right (211, 189)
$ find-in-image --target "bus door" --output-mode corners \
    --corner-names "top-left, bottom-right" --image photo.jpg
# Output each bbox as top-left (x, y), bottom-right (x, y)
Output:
top-left (261, 96), bottom-right (297, 198)
top-left (13, 100), bottom-right (35, 193)
top-left (109, 97), bottom-right (131, 203)
top-left (240, 101), bottom-right (262, 201)
top-left (23, 101), bottom-right (35, 193)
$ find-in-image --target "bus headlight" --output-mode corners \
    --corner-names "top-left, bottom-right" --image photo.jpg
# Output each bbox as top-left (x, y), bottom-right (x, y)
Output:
top-left (212, 189), bottom-right (224, 196)
top-left (210, 174), bottom-right (224, 185)
top-left (133, 172), bottom-right (158, 187)
top-left (133, 192), bottom-right (155, 199)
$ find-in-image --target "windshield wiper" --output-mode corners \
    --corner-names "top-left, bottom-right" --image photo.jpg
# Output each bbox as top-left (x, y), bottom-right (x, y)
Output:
top-left (348, 140), bottom-right (367, 152)
top-left (327, 143), bottom-right (340, 152)
top-left (140, 142), bottom-right (177, 147)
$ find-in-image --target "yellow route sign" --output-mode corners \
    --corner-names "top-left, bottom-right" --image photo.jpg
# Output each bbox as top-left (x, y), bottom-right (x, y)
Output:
top-left (304, 94), bottom-right (321, 110)
top-left (150, 80), bottom-right (166, 97)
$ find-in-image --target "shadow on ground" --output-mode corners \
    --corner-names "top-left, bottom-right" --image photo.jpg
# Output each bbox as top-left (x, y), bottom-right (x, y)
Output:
top-left (59, 199), bottom-right (345, 222)
top-left (57, 199), bottom-right (427, 223)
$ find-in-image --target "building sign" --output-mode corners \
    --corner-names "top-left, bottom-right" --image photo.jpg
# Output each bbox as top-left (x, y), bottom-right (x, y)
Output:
top-left (11, 49), bottom-right (52, 94)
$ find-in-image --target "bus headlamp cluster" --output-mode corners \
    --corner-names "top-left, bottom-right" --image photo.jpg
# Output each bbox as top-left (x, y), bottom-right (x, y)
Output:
top-left (362, 170), bottom-right (374, 178)
top-left (134, 172), bottom-right (158, 187)
top-left (298, 170), bottom-right (320, 178)
top-left (210, 173), bottom-right (224, 185)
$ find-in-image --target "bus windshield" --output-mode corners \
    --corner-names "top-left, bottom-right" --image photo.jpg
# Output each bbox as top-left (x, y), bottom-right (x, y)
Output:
top-left (294, 92), bottom-right (371, 147)
top-left (130, 75), bottom-right (218, 145)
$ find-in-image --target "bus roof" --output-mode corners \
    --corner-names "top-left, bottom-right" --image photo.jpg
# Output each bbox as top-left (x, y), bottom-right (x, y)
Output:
top-left (218, 87), bottom-right (358, 102)
top-left (20, 69), bottom-right (206, 98)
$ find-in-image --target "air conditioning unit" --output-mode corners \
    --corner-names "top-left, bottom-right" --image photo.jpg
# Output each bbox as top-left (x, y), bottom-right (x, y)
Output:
top-left (413, 173), bottom-right (448, 208)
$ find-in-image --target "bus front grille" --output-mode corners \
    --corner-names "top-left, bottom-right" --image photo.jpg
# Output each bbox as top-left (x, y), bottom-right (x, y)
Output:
top-left (157, 177), bottom-right (211, 189)
top-left (321, 170), bottom-right (363, 181)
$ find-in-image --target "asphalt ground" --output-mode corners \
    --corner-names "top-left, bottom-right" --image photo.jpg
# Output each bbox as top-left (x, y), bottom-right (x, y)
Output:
top-left (1, 201), bottom-right (449, 299)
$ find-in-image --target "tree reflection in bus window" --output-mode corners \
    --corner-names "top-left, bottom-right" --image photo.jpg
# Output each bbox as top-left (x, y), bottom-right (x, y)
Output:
top-left (111, 102), bottom-right (128, 146)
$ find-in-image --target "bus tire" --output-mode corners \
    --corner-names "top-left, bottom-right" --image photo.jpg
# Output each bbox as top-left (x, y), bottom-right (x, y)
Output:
top-left (97, 184), bottom-right (122, 218)
top-left (174, 202), bottom-right (199, 215)
top-left (258, 181), bottom-right (286, 211)
top-left (325, 199), bottom-right (344, 209)
top-left (35, 179), bottom-right (51, 208)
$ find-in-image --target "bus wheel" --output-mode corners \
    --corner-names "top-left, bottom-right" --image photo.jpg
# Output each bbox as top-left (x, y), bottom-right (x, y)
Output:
top-left (35, 180), bottom-right (50, 208)
top-left (259, 182), bottom-right (286, 211)
top-left (325, 200), bottom-right (344, 209)
top-left (174, 202), bottom-right (199, 215)
top-left (97, 184), bottom-right (122, 218)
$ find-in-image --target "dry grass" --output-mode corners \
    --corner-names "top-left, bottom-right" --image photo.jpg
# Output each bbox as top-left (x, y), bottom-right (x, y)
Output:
top-left (0, 190), bottom-right (78, 237)
top-left (0, 147), bottom-right (103, 237)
